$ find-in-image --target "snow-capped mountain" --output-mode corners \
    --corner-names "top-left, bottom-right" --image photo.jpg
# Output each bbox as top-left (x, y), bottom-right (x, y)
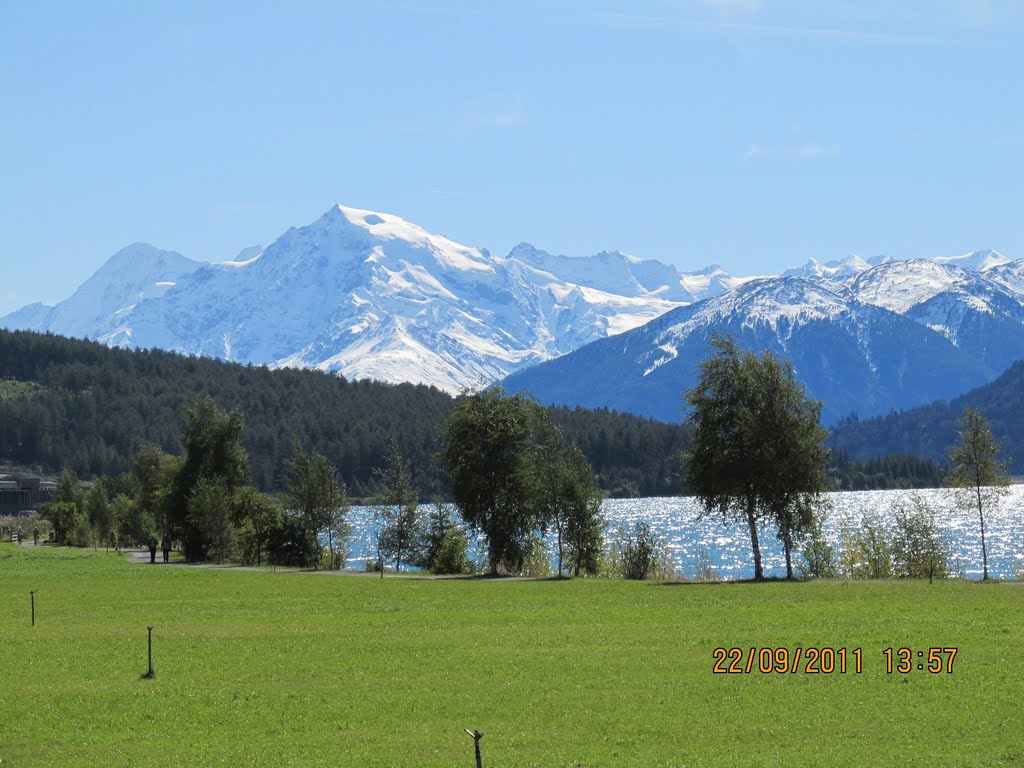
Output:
top-left (931, 248), bottom-right (1009, 272)
top-left (782, 255), bottom-right (871, 282)
top-left (502, 274), bottom-right (998, 425)
top-left (842, 258), bottom-right (1024, 375)
top-left (1, 205), bottom-right (691, 392)
top-left (506, 244), bottom-right (748, 303)
top-left (502, 253), bottom-right (1024, 425)
top-left (6, 244), bottom-right (202, 338)
top-left (1, 201), bottom-right (1016, 423)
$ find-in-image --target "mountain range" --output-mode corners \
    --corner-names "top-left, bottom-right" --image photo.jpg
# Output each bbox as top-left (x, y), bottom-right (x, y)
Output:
top-left (4, 205), bottom-right (740, 392)
top-left (2, 203), bottom-right (1018, 425)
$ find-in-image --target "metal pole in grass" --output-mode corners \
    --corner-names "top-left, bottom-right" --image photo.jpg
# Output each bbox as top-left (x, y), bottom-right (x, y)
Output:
top-left (140, 626), bottom-right (156, 679)
top-left (30, 590), bottom-right (36, 627)
top-left (464, 728), bottom-right (483, 768)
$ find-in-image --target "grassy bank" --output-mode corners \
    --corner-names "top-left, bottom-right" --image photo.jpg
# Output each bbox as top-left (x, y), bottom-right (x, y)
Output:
top-left (1, 543), bottom-right (1021, 767)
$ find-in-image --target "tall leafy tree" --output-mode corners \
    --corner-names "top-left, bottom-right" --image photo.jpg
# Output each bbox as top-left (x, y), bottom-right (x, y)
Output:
top-left (417, 501), bottom-right (469, 574)
top-left (946, 407), bottom-right (1009, 580)
top-left (187, 477), bottom-right (237, 563)
top-left (438, 388), bottom-right (545, 575)
top-left (684, 335), bottom-right (828, 581)
top-left (752, 350), bottom-right (830, 578)
top-left (232, 486), bottom-right (282, 566)
top-left (133, 443), bottom-right (178, 536)
top-left (529, 424), bottom-right (604, 577)
top-left (84, 478), bottom-right (113, 550)
top-left (42, 468), bottom-right (85, 545)
top-left (372, 442), bottom-right (423, 575)
top-left (286, 442), bottom-right (350, 570)
top-left (170, 397), bottom-right (248, 561)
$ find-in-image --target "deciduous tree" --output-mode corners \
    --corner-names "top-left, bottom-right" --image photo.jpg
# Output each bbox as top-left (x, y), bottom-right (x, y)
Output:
top-left (683, 335), bottom-right (829, 580)
top-left (170, 398), bottom-right (248, 560)
top-left (286, 442), bottom-right (350, 570)
top-left (438, 388), bottom-right (545, 574)
top-left (946, 407), bottom-right (1009, 580)
top-left (372, 442), bottom-right (423, 575)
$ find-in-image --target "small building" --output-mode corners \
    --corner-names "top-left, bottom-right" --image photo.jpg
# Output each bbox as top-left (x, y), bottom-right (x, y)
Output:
top-left (0, 473), bottom-right (57, 516)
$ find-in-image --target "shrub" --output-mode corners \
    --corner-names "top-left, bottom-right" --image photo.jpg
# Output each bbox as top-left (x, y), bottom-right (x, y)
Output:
top-left (890, 494), bottom-right (950, 580)
top-left (521, 535), bottom-right (551, 578)
top-left (799, 511), bottom-right (838, 579)
top-left (431, 528), bottom-right (470, 575)
top-left (620, 522), bottom-right (677, 580)
top-left (853, 513), bottom-right (893, 579)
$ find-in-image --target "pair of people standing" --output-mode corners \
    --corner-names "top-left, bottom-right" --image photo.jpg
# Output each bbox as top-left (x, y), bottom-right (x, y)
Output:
top-left (148, 535), bottom-right (172, 563)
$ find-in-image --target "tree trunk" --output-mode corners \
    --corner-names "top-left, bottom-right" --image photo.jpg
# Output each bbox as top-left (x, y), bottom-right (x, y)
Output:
top-left (976, 484), bottom-right (989, 580)
top-left (783, 529), bottom-right (793, 580)
top-left (557, 518), bottom-right (564, 578)
top-left (746, 498), bottom-right (764, 581)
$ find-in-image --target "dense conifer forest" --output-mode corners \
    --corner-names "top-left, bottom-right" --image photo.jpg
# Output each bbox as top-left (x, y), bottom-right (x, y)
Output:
top-left (829, 360), bottom-right (1024, 474)
top-left (827, 450), bottom-right (942, 490)
top-left (0, 330), bottom-right (687, 497)
top-left (0, 330), bottom-right (952, 496)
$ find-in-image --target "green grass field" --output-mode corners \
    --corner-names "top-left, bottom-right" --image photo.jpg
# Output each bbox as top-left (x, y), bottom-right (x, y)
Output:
top-left (1, 543), bottom-right (1021, 767)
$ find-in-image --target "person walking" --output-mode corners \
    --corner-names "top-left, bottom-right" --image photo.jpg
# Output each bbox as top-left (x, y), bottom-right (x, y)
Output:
top-left (33, 527), bottom-right (39, 546)
top-left (161, 534), bottom-right (171, 563)
top-left (148, 536), bottom-right (158, 564)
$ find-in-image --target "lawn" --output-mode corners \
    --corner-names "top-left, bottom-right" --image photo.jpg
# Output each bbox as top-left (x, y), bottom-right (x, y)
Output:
top-left (1, 543), bottom-right (1021, 767)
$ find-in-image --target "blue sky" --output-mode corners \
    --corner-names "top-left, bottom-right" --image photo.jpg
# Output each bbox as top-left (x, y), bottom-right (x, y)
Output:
top-left (2, 0), bottom-right (1022, 315)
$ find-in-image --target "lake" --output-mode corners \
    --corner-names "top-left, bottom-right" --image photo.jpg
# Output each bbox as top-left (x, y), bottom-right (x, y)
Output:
top-left (343, 487), bottom-right (1024, 580)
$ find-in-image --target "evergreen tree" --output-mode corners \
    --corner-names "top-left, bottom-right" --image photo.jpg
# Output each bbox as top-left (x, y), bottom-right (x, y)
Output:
top-left (417, 501), bottom-right (469, 574)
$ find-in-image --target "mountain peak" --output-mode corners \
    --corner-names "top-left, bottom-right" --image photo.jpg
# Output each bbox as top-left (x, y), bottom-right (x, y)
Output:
top-left (932, 249), bottom-right (1008, 272)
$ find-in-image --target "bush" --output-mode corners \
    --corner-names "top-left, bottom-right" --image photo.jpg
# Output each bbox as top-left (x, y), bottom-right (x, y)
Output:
top-left (520, 535), bottom-right (551, 578)
top-left (890, 494), bottom-right (950, 580)
top-left (431, 528), bottom-right (470, 575)
top-left (266, 513), bottom-right (317, 569)
top-left (799, 511), bottom-right (838, 579)
top-left (851, 513), bottom-right (893, 579)
top-left (620, 522), bottom-right (676, 580)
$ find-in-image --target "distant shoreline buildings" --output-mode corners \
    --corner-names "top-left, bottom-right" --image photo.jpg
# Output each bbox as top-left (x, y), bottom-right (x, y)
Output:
top-left (0, 473), bottom-right (56, 516)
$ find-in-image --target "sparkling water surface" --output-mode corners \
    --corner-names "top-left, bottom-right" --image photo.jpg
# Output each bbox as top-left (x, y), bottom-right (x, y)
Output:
top-left (343, 487), bottom-right (1024, 580)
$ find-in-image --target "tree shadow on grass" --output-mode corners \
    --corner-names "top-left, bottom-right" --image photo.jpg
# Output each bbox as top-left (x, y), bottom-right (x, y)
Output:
top-left (652, 576), bottom-right (800, 587)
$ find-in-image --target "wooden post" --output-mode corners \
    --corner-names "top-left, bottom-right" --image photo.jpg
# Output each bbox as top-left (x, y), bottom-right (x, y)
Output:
top-left (141, 626), bottom-right (156, 679)
top-left (30, 590), bottom-right (36, 627)
top-left (464, 728), bottom-right (483, 768)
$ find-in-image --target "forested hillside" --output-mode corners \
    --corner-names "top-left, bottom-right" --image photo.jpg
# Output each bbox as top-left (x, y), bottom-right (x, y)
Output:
top-left (829, 359), bottom-right (1024, 473)
top-left (0, 330), bottom-right (687, 497)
